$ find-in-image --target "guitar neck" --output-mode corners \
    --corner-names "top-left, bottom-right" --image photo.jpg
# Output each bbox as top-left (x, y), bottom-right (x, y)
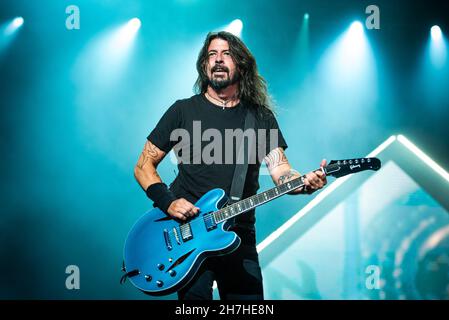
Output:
top-left (211, 157), bottom-right (381, 224)
top-left (212, 173), bottom-right (308, 224)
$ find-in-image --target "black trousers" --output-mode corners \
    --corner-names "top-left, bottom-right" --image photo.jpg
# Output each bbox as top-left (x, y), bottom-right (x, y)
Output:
top-left (177, 226), bottom-right (264, 300)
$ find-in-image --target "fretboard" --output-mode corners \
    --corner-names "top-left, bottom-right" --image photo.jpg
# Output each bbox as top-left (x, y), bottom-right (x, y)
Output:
top-left (212, 175), bottom-right (304, 224)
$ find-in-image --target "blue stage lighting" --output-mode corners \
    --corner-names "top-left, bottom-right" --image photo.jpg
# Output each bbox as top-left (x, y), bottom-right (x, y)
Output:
top-left (431, 25), bottom-right (442, 42)
top-left (225, 19), bottom-right (243, 37)
top-left (12, 17), bottom-right (24, 28)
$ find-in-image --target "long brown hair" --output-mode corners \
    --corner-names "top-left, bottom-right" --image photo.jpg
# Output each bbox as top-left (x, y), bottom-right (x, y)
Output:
top-left (194, 31), bottom-right (274, 114)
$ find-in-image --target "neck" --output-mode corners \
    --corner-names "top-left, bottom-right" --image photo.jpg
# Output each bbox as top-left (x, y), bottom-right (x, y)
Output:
top-left (206, 84), bottom-right (239, 108)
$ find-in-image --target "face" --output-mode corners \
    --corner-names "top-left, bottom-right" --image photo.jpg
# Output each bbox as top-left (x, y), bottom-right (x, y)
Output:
top-left (206, 38), bottom-right (239, 90)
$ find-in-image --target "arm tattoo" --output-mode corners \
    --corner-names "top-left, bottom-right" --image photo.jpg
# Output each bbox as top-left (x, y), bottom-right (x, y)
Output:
top-left (264, 148), bottom-right (288, 171)
top-left (137, 141), bottom-right (160, 169)
top-left (277, 169), bottom-right (296, 185)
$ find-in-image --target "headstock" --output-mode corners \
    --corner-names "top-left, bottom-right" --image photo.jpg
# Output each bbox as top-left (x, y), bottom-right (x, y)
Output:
top-left (324, 158), bottom-right (381, 178)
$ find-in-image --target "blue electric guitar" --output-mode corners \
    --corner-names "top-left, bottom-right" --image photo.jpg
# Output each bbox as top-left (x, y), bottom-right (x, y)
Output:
top-left (122, 157), bottom-right (381, 295)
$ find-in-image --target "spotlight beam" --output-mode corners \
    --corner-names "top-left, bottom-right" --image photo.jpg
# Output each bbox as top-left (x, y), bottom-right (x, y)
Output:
top-left (225, 19), bottom-right (243, 37)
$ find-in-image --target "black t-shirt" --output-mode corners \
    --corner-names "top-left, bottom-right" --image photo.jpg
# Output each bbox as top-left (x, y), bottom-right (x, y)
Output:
top-left (148, 94), bottom-right (288, 226)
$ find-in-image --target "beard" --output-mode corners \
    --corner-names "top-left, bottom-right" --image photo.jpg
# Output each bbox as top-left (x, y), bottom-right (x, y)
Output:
top-left (207, 68), bottom-right (240, 91)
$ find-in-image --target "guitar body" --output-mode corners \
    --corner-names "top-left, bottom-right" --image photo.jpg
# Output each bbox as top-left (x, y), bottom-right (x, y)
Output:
top-left (123, 188), bottom-right (241, 296)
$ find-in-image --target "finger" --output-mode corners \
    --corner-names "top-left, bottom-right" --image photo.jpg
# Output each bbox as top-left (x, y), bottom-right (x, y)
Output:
top-left (315, 170), bottom-right (325, 179)
top-left (317, 168), bottom-right (328, 180)
top-left (185, 202), bottom-right (198, 216)
top-left (302, 179), bottom-right (313, 193)
top-left (314, 171), bottom-right (327, 186)
top-left (303, 178), bottom-right (313, 190)
top-left (178, 202), bottom-right (192, 213)
top-left (306, 173), bottom-right (320, 189)
top-left (179, 205), bottom-right (195, 217)
top-left (320, 159), bottom-right (327, 168)
top-left (180, 199), bottom-right (197, 212)
top-left (173, 210), bottom-right (187, 220)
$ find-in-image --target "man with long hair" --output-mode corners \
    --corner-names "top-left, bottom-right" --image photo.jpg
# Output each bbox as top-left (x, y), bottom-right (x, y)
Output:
top-left (134, 31), bottom-right (327, 300)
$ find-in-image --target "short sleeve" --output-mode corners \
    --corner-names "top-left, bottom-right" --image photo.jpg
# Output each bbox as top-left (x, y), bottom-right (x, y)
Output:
top-left (261, 110), bottom-right (288, 157)
top-left (147, 101), bottom-right (182, 153)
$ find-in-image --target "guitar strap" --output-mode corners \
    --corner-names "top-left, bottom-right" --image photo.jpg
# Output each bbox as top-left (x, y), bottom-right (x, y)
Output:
top-left (228, 106), bottom-right (256, 207)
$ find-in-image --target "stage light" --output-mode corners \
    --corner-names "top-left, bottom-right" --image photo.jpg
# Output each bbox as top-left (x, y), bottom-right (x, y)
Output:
top-left (3, 16), bottom-right (24, 36)
top-left (419, 24), bottom-right (447, 107)
top-left (127, 18), bottom-right (141, 33)
top-left (290, 11), bottom-right (310, 80)
top-left (431, 25), bottom-right (442, 42)
top-left (116, 17), bottom-right (141, 45)
top-left (225, 19), bottom-right (243, 37)
top-left (317, 20), bottom-right (375, 88)
top-left (1, 16), bottom-right (25, 51)
top-left (12, 17), bottom-right (24, 28)
top-left (349, 21), bottom-right (363, 37)
top-left (428, 24), bottom-right (446, 69)
top-left (73, 17), bottom-right (142, 91)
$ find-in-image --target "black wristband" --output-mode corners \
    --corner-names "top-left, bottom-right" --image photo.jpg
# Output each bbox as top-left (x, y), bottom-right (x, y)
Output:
top-left (145, 183), bottom-right (177, 214)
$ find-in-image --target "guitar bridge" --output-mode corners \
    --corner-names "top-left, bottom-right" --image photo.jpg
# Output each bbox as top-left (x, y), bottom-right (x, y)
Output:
top-left (163, 229), bottom-right (173, 251)
top-left (173, 227), bottom-right (181, 245)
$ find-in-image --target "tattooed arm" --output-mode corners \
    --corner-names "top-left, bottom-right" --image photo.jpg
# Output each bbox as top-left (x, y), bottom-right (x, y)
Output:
top-left (134, 140), bottom-right (199, 220)
top-left (134, 140), bottom-right (166, 190)
top-left (263, 147), bottom-right (328, 195)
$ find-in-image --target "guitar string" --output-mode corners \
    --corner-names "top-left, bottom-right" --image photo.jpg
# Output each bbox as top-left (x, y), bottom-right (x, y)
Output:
top-left (167, 176), bottom-right (306, 239)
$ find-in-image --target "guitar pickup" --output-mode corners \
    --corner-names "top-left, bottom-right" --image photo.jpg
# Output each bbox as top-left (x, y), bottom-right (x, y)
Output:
top-left (180, 223), bottom-right (193, 242)
top-left (204, 213), bottom-right (217, 231)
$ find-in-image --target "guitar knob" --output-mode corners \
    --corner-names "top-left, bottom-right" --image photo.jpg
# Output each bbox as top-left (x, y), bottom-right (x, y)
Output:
top-left (156, 280), bottom-right (164, 287)
top-left (145, 275), bottom-right (152, 282)
top-left (169, 270), bottom-right (177, 277)
top-left (367, 158), bottom-right (371, 163)
top-left (361, 159), bottom-right (365, 163)
top-left (349, 160), bottom-right (353, 164)
top-left (157, 264), bottom-right (165, 271)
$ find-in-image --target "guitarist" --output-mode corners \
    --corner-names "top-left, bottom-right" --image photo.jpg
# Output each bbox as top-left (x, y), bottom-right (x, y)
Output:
top-left (134, 31), bottom-right (327, 300)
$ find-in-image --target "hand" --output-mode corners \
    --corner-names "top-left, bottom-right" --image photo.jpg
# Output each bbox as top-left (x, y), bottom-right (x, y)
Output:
top-left (302, 159), bottom-right (327, 194)
top-left (167, 198), bottom-right (200, 221)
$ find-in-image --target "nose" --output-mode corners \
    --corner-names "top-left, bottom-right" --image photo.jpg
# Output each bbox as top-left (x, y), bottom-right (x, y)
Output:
top-left (214, 53), bottom-right (224, 64)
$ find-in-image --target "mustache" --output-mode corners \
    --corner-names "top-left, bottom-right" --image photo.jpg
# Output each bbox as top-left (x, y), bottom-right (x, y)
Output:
top-left (211, 65), bottom-right (229, 73)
